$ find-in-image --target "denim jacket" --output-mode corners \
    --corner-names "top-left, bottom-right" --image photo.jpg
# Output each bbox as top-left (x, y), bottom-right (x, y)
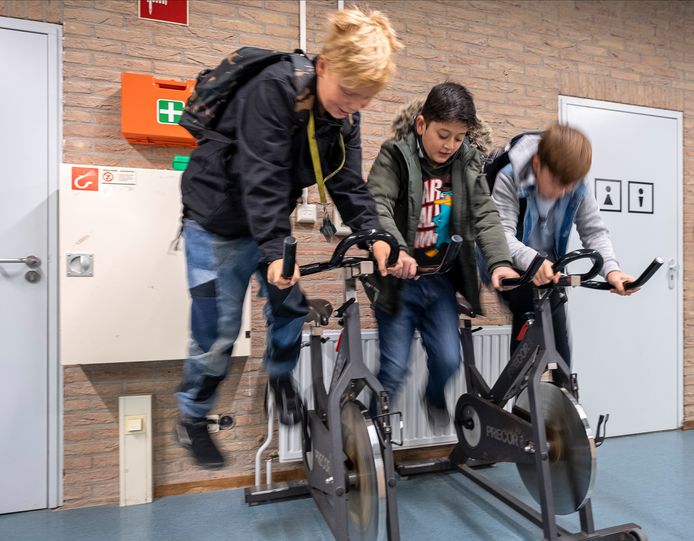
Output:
top-left (514, 165), bottom-right (587, 259)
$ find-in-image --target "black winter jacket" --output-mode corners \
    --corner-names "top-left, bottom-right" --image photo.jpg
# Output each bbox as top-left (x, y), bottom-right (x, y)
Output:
top-left (181, 59), bottom-right (381, 263)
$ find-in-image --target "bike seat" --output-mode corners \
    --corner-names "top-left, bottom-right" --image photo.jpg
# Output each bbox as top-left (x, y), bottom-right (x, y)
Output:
top-left (305, 299), bottom-right (333, 326)
top-left (457, 296), bottom-right (476, 318)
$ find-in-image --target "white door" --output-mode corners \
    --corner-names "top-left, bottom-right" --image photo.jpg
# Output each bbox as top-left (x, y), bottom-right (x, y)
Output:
top-left (560, 97), bottom-right (682, 436)
top-left (0, 18), bottom-right (61, 513)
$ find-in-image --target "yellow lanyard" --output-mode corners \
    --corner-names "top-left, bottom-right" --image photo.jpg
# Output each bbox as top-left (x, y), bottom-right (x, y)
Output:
top-left (307, 109), bottom-right (346, 206)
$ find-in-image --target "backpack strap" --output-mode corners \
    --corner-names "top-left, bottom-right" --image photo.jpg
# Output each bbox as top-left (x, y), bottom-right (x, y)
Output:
top-left (289, 49), bottom-right (315, 95)
top-left (484, 148), bottom-right (511, 190)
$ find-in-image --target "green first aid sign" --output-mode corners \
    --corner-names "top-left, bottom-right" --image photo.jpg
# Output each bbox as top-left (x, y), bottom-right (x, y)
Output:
top-left (157, 99), bottom-right (184, 125)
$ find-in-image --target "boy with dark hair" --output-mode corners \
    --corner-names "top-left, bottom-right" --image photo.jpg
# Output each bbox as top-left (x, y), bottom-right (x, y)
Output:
top-left (176, 8), bottom-right (402, 469)
top-left (491, 124), bottom-right (636, 363)
top-left (367, 82), bottom-right (517, 430)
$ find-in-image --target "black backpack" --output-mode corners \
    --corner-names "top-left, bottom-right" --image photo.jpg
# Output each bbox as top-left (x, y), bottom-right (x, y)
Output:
top-left (179, 47), bottom-right (314, 144)
top-left (483, 131), bottom-right (542, 241)
top-left (483, 131), bottom-right (542, 191)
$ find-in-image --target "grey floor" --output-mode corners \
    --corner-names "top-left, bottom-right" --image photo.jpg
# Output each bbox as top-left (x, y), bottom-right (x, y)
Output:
top-left (1, 430), bottom-right (692, 541)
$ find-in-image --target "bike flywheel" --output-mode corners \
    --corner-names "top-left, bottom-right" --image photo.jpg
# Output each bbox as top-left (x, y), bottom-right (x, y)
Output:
top-left (341, 400), bottom-right (388, 541)
top-left (515, 382), bottom-right (597, 515)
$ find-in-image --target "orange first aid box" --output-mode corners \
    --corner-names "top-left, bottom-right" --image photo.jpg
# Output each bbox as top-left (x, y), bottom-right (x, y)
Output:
top-left (121, 72), bottom-right (197, 147)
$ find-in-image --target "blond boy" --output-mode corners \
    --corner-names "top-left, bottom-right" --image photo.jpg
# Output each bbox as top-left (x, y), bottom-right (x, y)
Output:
top-left (177, 8), bottom-right (402, 468)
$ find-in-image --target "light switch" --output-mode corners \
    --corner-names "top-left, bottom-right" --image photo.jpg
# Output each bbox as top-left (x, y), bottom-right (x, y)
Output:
top-left (125, 415), bottom-right (144, 433)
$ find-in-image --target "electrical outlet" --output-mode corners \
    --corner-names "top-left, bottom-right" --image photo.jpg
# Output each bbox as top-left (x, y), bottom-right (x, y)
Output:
top-left (333, 208), bottom-right (352, 236)
top-left (206, 414), bottom-right (220, 433)
top-left (296, 203), bottom-right (317, 224)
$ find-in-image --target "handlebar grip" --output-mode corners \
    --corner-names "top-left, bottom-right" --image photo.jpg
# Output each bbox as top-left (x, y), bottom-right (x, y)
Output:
top-left (581, 257), bottom-right (664, 291)
top-left (439, 234), bottom-right (463, 270)
top-left (281, 237), bottom-right (297, 279)
top-left (499, 254), bottom-right (545, 288)
top-left (626, 257), bottom-right (663, 289)
top-left (383, 233), bottom-right (401, 267)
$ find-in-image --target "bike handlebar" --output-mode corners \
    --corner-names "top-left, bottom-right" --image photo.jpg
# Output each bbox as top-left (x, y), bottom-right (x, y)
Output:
top-left (500, 249), bottom-right (602, 289)
top-left (552, 248), bottom-right (603, 284)
top-left (282, 229), bottom-right (401, 277)
top-left (498, 248), bottom-right (663, 291)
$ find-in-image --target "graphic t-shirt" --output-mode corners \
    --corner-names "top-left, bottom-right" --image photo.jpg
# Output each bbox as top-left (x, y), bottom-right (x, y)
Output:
top-left (414, 157), bottom-right (454, 266)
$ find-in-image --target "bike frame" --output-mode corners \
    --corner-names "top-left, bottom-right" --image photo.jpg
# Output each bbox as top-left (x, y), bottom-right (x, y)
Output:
top-left (450, 250), bottom-right (662, 540)
top-left (304, 261), bottom-right (400, 540)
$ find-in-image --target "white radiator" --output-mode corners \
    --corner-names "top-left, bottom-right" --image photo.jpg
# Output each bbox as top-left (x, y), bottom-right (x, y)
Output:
top-left (279, 326), bottom-right (511, 462)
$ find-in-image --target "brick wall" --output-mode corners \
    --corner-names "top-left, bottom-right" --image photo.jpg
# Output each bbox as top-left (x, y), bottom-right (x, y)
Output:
top-left (1, 0), bottom-right (693, 508)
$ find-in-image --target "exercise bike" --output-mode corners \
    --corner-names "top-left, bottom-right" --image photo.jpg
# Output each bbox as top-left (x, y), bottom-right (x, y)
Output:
top-left (246, 229), bottom-right (462, 540)
top-left (449, 248), bottom-right (662, 541)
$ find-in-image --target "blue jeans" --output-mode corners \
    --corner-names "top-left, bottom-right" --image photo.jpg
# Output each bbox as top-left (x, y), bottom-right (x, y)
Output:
top-left (176, 219), bottom-right (305, 419)
top-left (375, 274), bottom-right (461, 406)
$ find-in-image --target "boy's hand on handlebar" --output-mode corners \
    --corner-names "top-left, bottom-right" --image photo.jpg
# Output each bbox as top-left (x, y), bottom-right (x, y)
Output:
top-left (388, 250), bottom-right (418, 279)
top-left (491, 266), bottom-right (520, 290)
top-left (533, 260), bottom-right (560, 286)
top-left (267, 259), bottom-right (299, 289)
top-left (371, 240), bottom-right (393, 277)
top-left (607, 270), bottom-right (637, 296)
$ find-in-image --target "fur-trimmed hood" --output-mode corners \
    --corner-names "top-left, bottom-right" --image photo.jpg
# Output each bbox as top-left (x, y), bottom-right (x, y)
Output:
top-left (390, 98), bottom-right (494, 155)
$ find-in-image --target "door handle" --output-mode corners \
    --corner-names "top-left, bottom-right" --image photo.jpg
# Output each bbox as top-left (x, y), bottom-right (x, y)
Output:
top-left (667, 258), bottom-right (679, 290)
top-left (0, 255), bottom-right (41, 268)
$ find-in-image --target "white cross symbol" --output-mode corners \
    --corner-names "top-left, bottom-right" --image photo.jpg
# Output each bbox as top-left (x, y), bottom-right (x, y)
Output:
top-left (159, 101), bottom-right (181, 123)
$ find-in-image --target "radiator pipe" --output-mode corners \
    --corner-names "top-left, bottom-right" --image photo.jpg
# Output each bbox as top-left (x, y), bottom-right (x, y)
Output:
top-left (254, 389), bottom-right (275, 486)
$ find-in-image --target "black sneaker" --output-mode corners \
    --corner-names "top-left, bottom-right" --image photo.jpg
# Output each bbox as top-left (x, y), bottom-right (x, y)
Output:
top-left (176, 418), bottom-right (225, 469)
top-left (422, 394), bottom-right (450, 434)
top-left (269, 375), bottom-right (303, 426)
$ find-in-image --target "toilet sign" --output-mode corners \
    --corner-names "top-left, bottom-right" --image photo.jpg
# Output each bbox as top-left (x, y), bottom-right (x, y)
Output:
top-left (594, 178), bottom-right (622, 212)
top-left (628, 181), bottom-right (654, 214)
top-left (138, 0), bottom-right (188, 26)
top-left (594, 178), bottom-right (655, 215)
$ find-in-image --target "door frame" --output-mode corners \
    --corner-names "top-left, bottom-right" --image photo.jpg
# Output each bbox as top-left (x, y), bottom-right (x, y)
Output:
top-left (0, 16), bottom-right (63, 508)
top-left (558, 95), bottom-right (684, 429)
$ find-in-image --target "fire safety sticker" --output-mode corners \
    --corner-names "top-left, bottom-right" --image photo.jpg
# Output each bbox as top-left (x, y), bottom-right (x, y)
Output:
top-left (102, 168), bottom-right (137, 185)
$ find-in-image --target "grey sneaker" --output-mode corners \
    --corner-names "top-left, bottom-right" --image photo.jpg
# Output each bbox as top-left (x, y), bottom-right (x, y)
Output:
top-left (176, 418), bottom-right (225, 469)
